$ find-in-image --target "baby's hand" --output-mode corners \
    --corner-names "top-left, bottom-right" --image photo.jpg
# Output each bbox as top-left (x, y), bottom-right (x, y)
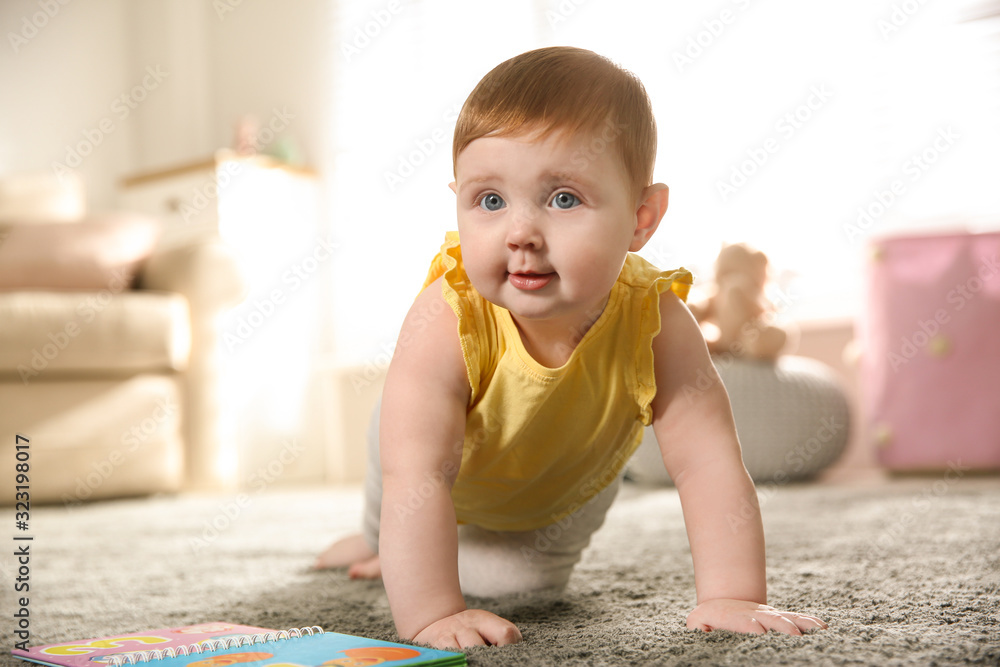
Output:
top-left (687, 599), bottom-right (827, 636)
top-left (413, 609), bottom-right (522, 650)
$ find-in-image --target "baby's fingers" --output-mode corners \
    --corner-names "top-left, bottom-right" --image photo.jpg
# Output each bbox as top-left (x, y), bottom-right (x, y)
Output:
top-left (687, 601), bottom-right (828, 637)
top-left (415, 609), bottom-right (522, 650)
top-left (476, 617), bottom-right (522, 646)
top-left (758, 610), bottom-right (828, 636)
top-left (790, 612), bottom-right (828, 633)
top-left (419, 628), bottom-right (482, 650)
top-left (453, 628), bottom-right (488, 649)
top-left (755, 610), bottom-right (803, 636)
top-left (687, 608), bottom-right (764, 635)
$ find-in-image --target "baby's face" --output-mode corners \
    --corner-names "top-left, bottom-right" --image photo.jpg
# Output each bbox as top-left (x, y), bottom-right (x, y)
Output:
top-left (452, 128), bottom-right (639, 326)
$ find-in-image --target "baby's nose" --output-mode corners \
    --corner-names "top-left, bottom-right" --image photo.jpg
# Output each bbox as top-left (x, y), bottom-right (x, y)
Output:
top-left (506, 205), bottom-right (543, 249)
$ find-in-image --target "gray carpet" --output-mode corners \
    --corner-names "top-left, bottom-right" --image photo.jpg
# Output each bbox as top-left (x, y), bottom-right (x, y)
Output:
top-left (2, 477), bottom-right (999, 666)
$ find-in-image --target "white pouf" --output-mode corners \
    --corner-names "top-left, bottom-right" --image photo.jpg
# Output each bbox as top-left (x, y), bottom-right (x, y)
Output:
top-left (627, 355), bottom-right (851, 484)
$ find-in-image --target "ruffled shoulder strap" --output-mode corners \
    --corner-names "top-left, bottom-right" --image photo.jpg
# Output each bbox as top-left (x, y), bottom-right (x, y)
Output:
top-left (420, 232), bottom-right (494, 402)
top-left (626, 255), bottom-right (694, 425)
top-left (420, 231), bottom-right (459, 291)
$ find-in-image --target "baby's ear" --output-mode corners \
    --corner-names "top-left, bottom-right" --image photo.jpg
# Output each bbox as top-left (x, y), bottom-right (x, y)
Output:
top-left (448, 181), bottom-right (458, 194)
top-left (630, 183), bottom-right (669, 252)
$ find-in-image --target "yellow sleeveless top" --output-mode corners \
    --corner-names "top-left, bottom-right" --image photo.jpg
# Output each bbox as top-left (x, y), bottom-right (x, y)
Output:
top-left (421, 232), bottom-right (692, 532)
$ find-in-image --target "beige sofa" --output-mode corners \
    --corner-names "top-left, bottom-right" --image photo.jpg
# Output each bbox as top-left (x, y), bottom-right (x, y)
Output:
top-left (0, 175), bottom-right (243, 505)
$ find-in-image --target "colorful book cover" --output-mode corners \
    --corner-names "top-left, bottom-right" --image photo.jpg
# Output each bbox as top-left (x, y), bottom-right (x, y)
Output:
top-left (11, 623), bottom-right (466, 667)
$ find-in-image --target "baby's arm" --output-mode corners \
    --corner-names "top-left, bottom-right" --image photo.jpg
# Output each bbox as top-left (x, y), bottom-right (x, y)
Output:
top-left (378, 278), bottom-right (522, 649)
top-left (649, 292), bottom-right (827, 635)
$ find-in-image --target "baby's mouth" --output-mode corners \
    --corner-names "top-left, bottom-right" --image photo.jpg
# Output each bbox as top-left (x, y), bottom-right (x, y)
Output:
top-left (507, 271), bottom-right (555, 291)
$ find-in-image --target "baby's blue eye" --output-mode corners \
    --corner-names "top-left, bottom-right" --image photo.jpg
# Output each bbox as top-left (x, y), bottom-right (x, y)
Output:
top-left (479, 193), bottom-right (505, 211)
top-left (551, 192), bottom-right (580, 209)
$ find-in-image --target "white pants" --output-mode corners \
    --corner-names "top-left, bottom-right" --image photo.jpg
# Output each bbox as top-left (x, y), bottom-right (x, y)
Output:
top-left (362, 395), bottom-right (621, 598)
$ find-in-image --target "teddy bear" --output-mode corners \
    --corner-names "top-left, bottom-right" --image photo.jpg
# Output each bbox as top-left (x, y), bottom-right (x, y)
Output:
top-left (687, 243), bottom-right (789, 361)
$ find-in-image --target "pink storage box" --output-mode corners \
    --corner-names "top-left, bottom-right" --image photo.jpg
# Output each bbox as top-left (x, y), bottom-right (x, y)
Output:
top-left (861, 231), bottom-right (1000, 471)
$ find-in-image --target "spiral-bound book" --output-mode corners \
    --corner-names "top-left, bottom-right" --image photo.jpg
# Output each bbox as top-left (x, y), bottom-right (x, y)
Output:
top-left (11, 622), bottom-right (466, 667)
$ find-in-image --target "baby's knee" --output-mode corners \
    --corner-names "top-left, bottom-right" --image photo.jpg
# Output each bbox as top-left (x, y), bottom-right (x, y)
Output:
top-left (456, 525), bottom-right (579, 597)
top-left (455, 479), bottom-right (622, 596)
top-left (458, 554), bottom-right (574, 598)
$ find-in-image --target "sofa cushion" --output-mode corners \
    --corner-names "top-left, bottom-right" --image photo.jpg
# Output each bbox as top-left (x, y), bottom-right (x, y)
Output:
top-left (0, 375), bottom-right (183, 504)
top-left (0, 291), bottom-right (190, 380)
top-left (0, 213), bottom-right (161, 290)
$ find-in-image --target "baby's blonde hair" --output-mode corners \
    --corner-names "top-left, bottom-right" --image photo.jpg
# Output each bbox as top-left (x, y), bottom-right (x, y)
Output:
top-left (453, 46), bottom-right (657, 198)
